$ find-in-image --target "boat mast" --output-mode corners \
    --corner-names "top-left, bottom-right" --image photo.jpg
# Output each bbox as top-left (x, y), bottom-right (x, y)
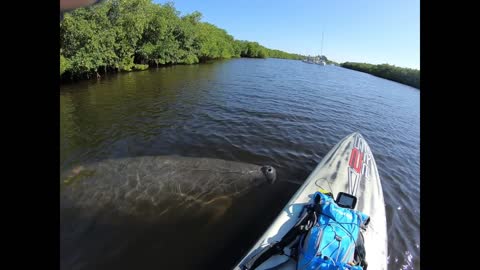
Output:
top-left (321, 31), bottom-right (324, 58)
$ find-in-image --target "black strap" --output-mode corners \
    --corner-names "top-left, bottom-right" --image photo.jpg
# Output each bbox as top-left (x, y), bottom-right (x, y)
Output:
top-left (353, 232), bottom-right (368, 269)
top-left (242, 204), bottom-right (321, 269)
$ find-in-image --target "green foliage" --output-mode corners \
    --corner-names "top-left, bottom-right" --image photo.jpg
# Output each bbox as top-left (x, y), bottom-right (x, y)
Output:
top-left (196, 23), bottom-right (236, 61)
top-left (341, 62), bottom-right (420, 89)
top-left (60, 54), bottom-right (70, 75)
top-left (133, 64), bottom-right (149, 70)
top-left (266, 48), bottom-right (304, 60)
top-left (235, 41), bottom-right (269, 58)
top-left (60, 0), bottom-right (304, 79)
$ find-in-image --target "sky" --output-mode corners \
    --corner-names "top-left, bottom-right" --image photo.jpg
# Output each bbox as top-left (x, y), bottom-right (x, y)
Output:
top-left (155, 0), bottom-right (419, 69)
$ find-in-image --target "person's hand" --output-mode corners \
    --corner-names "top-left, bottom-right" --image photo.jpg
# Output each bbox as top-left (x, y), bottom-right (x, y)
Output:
top-left (60, 0), bottom-right (99, 12)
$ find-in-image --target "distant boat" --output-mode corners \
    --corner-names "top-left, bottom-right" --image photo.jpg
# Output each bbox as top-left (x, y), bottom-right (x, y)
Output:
top-left (303, 32), bottom-right (327, 65)
top-left (302, 56), bottom-right (325, 65)
top-left (302, 58), bottom-right (314, 64)
top-left (302, 55), bottom-right (327, 66)
top-left (316, 31), bottom-right (326, 66)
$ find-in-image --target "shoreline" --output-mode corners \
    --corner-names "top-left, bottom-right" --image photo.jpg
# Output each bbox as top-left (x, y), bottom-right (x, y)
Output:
top-left (60, 57), bottom-right (300, 84)
top-left (340, 62), bottom-right (420, 89)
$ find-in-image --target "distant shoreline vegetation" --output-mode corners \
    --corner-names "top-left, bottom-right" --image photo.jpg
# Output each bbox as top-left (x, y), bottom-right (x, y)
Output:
top-left (340, 62), bottom-right (420, 89)
top-left (60, 0), bottom-right (304, 80)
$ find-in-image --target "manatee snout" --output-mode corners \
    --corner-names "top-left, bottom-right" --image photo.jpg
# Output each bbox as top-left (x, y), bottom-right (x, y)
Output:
top-left (261, 165), bottom-right (276, 184)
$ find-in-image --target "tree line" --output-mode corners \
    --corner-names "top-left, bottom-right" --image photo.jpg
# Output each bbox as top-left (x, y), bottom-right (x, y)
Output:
top-left (60, 0), bottom-right (304, 79)
top-left (341, 62), bottom-right (420, 89)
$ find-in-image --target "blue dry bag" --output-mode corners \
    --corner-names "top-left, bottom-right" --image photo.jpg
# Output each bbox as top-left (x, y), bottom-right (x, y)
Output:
top-left (297, 192), bottom-right (369, 270)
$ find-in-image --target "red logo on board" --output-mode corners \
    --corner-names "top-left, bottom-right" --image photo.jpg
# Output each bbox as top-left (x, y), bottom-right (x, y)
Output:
top-left (349, 147), bottom-right (363, 174)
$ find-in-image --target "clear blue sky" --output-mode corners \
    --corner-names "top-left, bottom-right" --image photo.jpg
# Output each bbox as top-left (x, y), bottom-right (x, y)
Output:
top-left (155, 0), bottom-right (419, 69)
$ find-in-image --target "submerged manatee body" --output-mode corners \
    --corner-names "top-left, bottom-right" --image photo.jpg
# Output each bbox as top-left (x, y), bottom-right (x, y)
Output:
top-left (60, 156), bottom-right (276, 270)
top-left (60, 156), bottom-right (276, 221)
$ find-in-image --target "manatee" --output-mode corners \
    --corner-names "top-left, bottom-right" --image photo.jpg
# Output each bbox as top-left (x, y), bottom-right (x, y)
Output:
top-left (60, 156), bottom-right (276, 221)
top-left (60, 156), bottom-right (277, 270)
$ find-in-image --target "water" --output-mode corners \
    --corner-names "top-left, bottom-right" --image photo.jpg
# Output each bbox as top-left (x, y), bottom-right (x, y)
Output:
top-left (60, 58), bottom-right (420, 270)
